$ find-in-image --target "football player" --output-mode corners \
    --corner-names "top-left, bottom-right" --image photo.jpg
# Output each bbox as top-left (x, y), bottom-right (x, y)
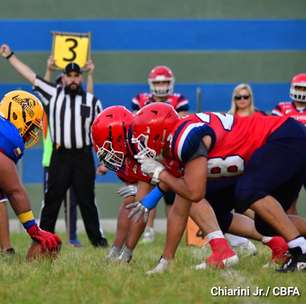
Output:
top-left (130, 102), bottom-right (306, 272)
top-left (0, 90), bottom-right (61, 253)
top-left (92, 106), bottom-right (239, 267)
top-left (132, 65), bottom-right (189, 242)
top-left (272, 73), bottom-right (306, 214)
top-left (132, 65), bottom-right (189, 116)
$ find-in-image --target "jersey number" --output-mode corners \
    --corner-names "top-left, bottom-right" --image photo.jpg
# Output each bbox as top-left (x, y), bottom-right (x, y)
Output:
top-left (208, 155), bottom-right (244, 177)
top-left (196, 112), bottom-right (234, 130)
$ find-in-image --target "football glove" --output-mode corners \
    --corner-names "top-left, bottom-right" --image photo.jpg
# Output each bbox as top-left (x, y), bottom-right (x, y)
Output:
top-left (27, 224), bottom-right (61, 252)
top-left (117, 184), bottom-right (137, 198)
top-left (136, 157), bottom-right (165, 184)
top-left (126, 201), bottom-right (149, 223)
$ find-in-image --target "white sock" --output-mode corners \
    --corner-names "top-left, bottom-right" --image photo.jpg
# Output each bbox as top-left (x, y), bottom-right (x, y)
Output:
top-left (262, 236), bottom-right (273, 244)
top-left (225, 233), bottom-right (249, 247)
top-left (288, 236), bottom-right (306, 254)
top-left (207, 230), bottom-right (224, 241)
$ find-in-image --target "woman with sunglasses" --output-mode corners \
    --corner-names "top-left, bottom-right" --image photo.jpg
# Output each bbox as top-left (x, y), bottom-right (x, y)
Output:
top-left (229, 83), bottom-right (264, 117)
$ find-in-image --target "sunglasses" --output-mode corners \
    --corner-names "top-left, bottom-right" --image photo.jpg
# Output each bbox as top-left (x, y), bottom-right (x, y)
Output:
top-left (234, 95), bottom-right (250, 100)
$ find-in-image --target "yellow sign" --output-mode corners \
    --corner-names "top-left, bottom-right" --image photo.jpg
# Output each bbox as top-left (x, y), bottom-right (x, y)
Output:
top-left (52, 32), bottom-right (91, 69)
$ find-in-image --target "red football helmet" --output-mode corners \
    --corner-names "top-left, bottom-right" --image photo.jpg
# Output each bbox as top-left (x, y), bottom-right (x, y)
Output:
top-left (148, 65), bottom-right (175, 97)
top-left (91, 106), bottom-right (133, 171)
top-left (131, 102), bottom-right (180, 159)
top-left (290, 73), bottom-right (306, 102)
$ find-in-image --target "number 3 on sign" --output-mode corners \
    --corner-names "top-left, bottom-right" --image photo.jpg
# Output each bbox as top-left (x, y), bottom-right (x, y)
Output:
top-left (51, 32), bottom-right (91, 69)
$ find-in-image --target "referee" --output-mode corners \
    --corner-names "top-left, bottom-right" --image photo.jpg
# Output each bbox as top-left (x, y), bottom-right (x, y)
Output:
top-left (0, 43), bottom-right (108, 248)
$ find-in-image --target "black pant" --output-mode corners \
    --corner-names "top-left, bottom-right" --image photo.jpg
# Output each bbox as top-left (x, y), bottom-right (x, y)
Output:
top-left (40, 146), bottom-right (104, 245)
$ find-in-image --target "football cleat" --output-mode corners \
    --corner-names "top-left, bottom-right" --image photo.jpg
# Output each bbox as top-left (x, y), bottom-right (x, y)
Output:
top-left (106, 246), bottom-right (122, 261)
top-left (141, 227), bottom-right (155, 244)
top-left (146, 257), bottom-right (170, 275)
top-left (263, 236), bottom-right (289, 264)
top-left (277, 247), bottom-right (306, 272)
top-left (116, 245), bottom-right (133, 263)
top-left (196, 238), bottom-right (239, 270)
top-left (233, 239), bottom-right (257, 257)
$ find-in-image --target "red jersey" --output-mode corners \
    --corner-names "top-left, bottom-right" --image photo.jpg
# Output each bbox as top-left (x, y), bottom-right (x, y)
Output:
top-left (170, 112), bottom-right (289, 178)
top-left (272, 101), bottom-right (306, 126)
top-left (116, 155), bottom-right (151, 184)
top-left (131, 93), bottom-right (189, 113)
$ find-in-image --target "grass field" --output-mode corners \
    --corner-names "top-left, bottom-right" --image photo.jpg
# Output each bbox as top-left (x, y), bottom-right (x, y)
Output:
top-left (0, 233), bottom-right (305, 304)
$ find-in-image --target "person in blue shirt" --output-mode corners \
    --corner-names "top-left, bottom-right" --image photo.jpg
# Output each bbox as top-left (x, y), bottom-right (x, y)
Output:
top-left (0, 89), bottom-right (61, 253)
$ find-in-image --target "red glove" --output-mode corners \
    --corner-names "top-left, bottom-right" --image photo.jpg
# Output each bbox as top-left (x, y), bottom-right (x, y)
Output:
top-left (27, 224), bottom-right (61, 252)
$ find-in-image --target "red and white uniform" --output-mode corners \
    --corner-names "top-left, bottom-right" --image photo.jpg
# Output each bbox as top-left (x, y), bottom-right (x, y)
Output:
top-left (131, 93), bottom-right (189, 113)
top-left (272, 101), bottom-right (306, 126)
top-left (117, 155), bottom-right (151, 184)
top-left (169, 112), bottom-right (289, 178)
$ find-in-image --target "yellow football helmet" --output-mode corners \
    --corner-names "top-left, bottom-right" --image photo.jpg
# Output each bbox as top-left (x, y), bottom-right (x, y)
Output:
top-left (0, 90), bottom-right (44, 148)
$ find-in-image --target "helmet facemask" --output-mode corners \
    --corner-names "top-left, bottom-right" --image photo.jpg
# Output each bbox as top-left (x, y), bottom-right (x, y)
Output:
top-left (149, 80), bottom-right (174, 97)
top-left (22, 119), bottom-right (42, 148)
top-left (290, 85), bottom-right (306, 102)
top-left (131, 133), bottom-right (157, 159)
top-left (96, 141), bottom-right (124, 171)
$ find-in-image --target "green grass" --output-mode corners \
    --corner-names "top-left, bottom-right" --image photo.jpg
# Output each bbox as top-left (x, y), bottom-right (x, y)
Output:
top-left (0, 233), bottom-right (305, 304)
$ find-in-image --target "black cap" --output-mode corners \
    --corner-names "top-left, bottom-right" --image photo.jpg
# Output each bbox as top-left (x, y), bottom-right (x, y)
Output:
top-left (64, 62), bottom-right (82, 75)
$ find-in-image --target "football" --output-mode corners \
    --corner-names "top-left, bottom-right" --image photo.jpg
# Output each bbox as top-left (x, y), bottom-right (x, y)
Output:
top-left (26, 241), bottom-right (61, 262)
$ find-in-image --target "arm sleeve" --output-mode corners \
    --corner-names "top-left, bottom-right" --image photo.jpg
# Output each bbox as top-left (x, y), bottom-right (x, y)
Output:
top-left (95, 98), bottom-right (103, 115)
top-left (33, 76), bottom-right (57, 105)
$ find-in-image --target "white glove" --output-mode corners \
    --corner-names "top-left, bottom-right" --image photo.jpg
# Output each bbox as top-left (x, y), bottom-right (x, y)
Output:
top-left (137, 157), bottom-right (165, 184)
top-left (117, 184), bottom-right (137, 198)
top-left (126, 201), bottom-right (149, 223)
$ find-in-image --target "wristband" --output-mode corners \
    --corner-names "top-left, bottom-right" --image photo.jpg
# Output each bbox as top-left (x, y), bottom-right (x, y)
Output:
top-left (141, 186), bottom-right (165, 209)
top-left (18, 210), bottom-right (37, 230)
top-left (6, 51), bottom-right (14, 60)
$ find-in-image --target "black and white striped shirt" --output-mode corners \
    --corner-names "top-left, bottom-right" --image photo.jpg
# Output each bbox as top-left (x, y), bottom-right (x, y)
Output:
top-left (34, 76), bottom-right (102, 149)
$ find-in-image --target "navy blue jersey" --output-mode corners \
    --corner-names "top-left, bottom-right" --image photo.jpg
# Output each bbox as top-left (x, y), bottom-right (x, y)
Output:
top-left (0, 116), bottom-right (24, 163)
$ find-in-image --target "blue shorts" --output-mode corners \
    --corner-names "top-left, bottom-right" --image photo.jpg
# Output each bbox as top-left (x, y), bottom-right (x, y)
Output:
top-left (235, 118), bottom-right (306, 214)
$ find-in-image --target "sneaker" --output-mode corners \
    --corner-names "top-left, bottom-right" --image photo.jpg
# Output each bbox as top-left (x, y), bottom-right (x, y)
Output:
top-left (146, 257), bottom-right (170, 275)
top-left (116, 245), bottom-right (133, 263)
top-left (106, 246), bottom-right (122, 261)
top-left (93, 237), bottom-right (109, 248)
top-left (277, 247), bottom-right (306, 272)
top-left (233, 240), bottom-right (257, 257)
top-left (196, 238), bottom-right (239, 269)
top-left (263, 236), bottom-right (289, 264)
top-left (142, 227), bottom-right (155, 243)
top-left (69, 239), bottom-right (82, 248)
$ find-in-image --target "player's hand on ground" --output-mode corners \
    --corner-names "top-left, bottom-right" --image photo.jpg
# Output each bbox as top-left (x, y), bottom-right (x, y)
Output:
top-left (27, 225), bottom-right (61, 252)
top-left (126, 201), bottom-right (149, 223)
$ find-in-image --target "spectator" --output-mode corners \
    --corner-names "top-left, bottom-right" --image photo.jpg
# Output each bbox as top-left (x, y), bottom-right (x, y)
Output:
top-left (131, 65), bottom-right (189, 243)
top-left (272, 73), bottom-right (306, 215)
top-left (229, 83), bottom-right (263, 117)
top-left (0, 43), bottom-right (108, 248)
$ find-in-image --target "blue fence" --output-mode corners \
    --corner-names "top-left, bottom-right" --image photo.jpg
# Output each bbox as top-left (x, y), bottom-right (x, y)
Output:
top-left (1, 19), bottom-right (306, 51)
